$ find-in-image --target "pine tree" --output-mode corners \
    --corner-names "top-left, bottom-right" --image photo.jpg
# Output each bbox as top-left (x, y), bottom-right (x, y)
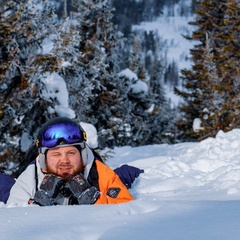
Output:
top-left (0, 0), bottom-right (61, 175)
top-left (215, 0), bottom-right (240, 131)
top-left (175, 0), bottom-right (240, 141)
top-left (30, 0), bottom-right (170, 149)
top-left (64, 0), bottom-right (127, 147)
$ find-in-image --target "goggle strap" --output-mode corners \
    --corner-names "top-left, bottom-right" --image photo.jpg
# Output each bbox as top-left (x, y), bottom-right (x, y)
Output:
top-left (39, 142), bottom-right (86, 154)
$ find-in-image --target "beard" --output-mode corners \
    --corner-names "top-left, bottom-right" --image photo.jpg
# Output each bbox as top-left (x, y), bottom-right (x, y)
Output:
top-left (46, 163), bottom-right (83, 180)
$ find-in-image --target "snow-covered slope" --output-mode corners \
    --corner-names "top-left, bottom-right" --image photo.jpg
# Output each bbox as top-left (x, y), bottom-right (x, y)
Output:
top-left (134, 0), bottom-right (195, 107)
top-left (1, 129), bottom-right (240, 240)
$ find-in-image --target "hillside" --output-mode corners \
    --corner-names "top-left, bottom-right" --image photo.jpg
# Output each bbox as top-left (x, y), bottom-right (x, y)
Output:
top-left (1, 129), bottom-right (240, 239)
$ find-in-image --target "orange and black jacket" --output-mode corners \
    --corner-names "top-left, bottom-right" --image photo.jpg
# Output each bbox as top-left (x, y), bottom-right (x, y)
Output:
top-left (87, 159), bottom-right (134, 204)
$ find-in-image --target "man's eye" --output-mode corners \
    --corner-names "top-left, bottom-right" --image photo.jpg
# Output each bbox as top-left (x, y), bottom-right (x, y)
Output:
top-left (68, 151), bottom-right (76, 155)
top-left (52, 153), bottom-right (60, 157)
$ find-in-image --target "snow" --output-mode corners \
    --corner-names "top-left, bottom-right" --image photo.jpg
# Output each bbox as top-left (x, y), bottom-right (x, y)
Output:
top-left (118, 68), bottom-right (148, 94)
top-left (133, 0), bottom-right (196, 108)
top-left (80, 122), bottom-right (98, 149)
top-left (130, 80), bottom-right (148, 94)
top-left (136, 1), bottom-right (195, 72)
top-left (39, 68), bottom-right (150, 122)
top-left (2, 129), bottom-right (240, 239)
top-left (2, 1), bottom-right (239, 239)
top-left (40, 72), bottom-right (75, 118)
top-left (118, 68), bottom-right (138, 81)
top-left (193, 118), bottom-right (204, 132)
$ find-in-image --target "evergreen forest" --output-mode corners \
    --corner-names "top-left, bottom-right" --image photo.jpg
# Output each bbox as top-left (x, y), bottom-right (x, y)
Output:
top-left (0, 0), bottom-right (239, 176)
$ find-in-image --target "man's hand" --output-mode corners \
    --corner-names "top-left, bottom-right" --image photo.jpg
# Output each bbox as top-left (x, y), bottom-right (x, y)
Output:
top-left (65, 174), bottom-right (100, 205)
top-left (34, 174), bottom-right (65, 206)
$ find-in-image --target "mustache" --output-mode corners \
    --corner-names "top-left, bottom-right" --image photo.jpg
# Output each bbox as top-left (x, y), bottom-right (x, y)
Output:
top-left (58, 163), bottom-right (72, 167)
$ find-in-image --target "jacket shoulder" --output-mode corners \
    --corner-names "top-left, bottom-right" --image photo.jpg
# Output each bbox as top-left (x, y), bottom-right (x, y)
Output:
top-left (94, 161), bottom-right (134, 204)
top-left (7, 164), bottom-right (37, 206)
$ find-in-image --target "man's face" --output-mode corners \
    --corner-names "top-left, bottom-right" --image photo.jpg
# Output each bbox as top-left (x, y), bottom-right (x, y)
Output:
top-left (45, 145), bottom-right (83, 180)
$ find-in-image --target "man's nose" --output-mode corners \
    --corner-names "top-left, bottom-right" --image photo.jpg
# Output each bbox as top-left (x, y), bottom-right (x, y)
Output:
top-left (59, 153), bottom-right (70, 163)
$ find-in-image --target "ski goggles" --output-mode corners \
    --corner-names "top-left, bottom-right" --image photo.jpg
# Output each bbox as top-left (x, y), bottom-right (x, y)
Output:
top-left (37, 122), bottom-right (87, 149)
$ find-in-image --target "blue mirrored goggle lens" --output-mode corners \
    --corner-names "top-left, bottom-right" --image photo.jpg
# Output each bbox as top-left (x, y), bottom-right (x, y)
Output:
top-left (41, 123), bottom-right (82, 148)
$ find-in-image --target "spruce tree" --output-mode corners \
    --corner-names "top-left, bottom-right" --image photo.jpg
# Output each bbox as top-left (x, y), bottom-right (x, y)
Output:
top-left (0, 0), bottom-right (60, 175)
top-left (67, 0), bottom-right (129, 147)
top-left (215, 0), bottom-right (240, 131)
top-left (175, 0), bottom-right (240, 141)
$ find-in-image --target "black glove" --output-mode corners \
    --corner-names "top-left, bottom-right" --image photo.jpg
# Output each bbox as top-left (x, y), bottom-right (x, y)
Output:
top-left (65, 174), bottom-right (100, 205)
top-left (34, 174), bottom-right (65, 206)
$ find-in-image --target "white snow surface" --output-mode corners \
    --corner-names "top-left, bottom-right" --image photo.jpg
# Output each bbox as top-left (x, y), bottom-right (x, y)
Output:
top-left (118, 68), bottom-right (148, 94)
top-left (2, 129), bottom-right (240, 240)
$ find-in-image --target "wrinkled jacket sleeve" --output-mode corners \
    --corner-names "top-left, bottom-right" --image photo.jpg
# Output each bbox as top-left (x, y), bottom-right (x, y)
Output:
top-left (7, 165), bottom-right (37, 206)
top-left (114, 164), bottom-right (144, 189)
top-left (0, 173), bottom-right (15, 203)
top-left (94, 161), bottom-right (134, 204)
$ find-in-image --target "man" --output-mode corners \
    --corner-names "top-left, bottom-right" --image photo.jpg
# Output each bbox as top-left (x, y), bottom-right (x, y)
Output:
top-left (7, 117), bottom-right (139, 206)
